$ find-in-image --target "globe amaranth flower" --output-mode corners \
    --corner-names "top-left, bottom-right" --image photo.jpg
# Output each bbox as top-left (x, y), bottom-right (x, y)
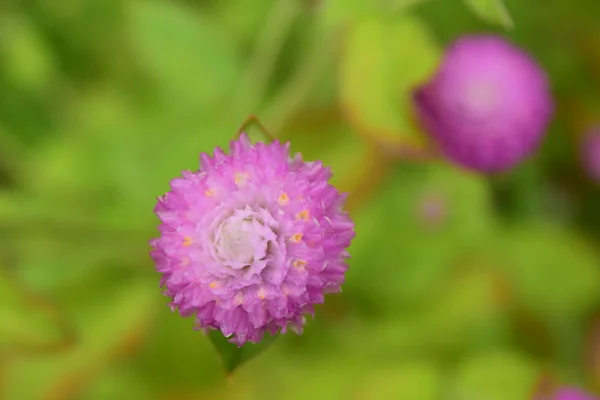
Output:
top-left (149, 134), bottom-right (355, 346)
top-left (552, 387), bottom-right (599, 400)
top-left (413, 35), bottom-right (554, 173)
top-left (580, 126), bottom-right (600, 182)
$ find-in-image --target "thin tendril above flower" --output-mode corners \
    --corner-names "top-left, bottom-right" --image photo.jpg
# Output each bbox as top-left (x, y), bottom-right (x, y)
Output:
top-left (149, 120), bottom-right (355, 346)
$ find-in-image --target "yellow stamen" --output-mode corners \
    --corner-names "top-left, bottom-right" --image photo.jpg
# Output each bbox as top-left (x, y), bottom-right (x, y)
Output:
top-left (257, 287), bottom-right (267, 300)
top-left (293, 259), bottom-right (307, 269)
top-left (205, 188), bottom-right (215, 196)
top-left (277, 193), bottom-right (289, 205)
top-left (290, 233), bottom-right (303, 243)
top-left (209, 282), bottom-right (218, 289)
top-left (234, 172), bottom-right (249, 187)
top-left (296, 209), bottom-right (310, 221)
top-left (183, 236), bottom-right (192, 246)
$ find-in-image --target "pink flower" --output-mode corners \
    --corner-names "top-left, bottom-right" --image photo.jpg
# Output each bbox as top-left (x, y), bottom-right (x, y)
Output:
top-left (149, 134), bottom-right (355, 346)
top-left (413, 35), bottom-right (554, 172)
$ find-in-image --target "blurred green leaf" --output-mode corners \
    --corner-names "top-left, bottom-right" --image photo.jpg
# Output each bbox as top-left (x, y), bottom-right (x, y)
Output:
top-left (453, 351), bottom-right (539, 400)
top-left (320, 0), bottom-right (430, 29)
top-left (3, 278), bottom-right (156, 400)
top-left (498, 224), bottom-right (600, 319)
top-left (354, 362), bottom-right (441, 400)
top-left (0, 272), bottom-right (71, 356)
top-left (384, 0), bottom-right (433, 11)
top-left (208, 330), bottom-right (277, 376)
top-left (339, 14), bottom-right (440, 155)
top-left (462, 0), bottom-right (513, 28)
top-left (128, 0), bottom-right (241, 111)
top-left (81, 364), bottom-right (155, 400)
top-left (352, 263), bottom-right (510, 359)
top-left (346, 163), bottom-right (495, 311)
top-left (278, 110), bottom-right (373, 192)
top-left (132, 311), bottom-right (224, 395)
top-left (256, 356), bottom-right (364, 400)
top-left (0, 14), bottom-right (56, 92)
top-left (420, 263), bottom-right (510, 352)
top-left (211, 0), bottom-right (275, 51)
top-left (22, 86), bottom-right (231, 233)
top-left (319, 0), bottom-right (379, 29)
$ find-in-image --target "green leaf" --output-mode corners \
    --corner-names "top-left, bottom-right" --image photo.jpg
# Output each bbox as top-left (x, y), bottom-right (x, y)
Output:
top-left (253, 355), bottom-right (364, 400)
top-left (0, 14), bottom-right (56, 92)
top-left (0, 272), bottom-right (71, 357)
top-left (380, 0), bottom-right (433, 12)
top-left (345, 163), bottom-right (495, 311)
top-left (129, 0), bottom-right (241, 111)
top-left (497, 224), bottom-right (600, 319)
top-left (353, 362), bottom-right (441, 400)
top-left (420, 263), bottom-right (510, 352)
top-left (278, 110), bottom-right (374, 193)
top-left (454, 351), bottom-right (540, 400)
top-left (351, 260), bottom-right (510, 358)
top-left (131, 312), bottom-right (224, 394)
top-left (211, 0), bottom-right (275, 49)
top-left (319, 0), bottom-right (430, 29)
top-left (319, 0), bottom-right (379, 29)
top-left (80, 364), bottom-right (155, 400)
top-left (339, 14), bottom-right (441, 156)
top-left (462, 0), bottom-right (513, 28)
top-left (208, 329), bottom-right (277, 375)
top-left (3, 278), bottom-right (157, 400)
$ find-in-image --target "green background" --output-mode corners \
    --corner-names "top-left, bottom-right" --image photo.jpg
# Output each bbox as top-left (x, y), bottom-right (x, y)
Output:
top-left (2, 0), bottom-right (600, 398)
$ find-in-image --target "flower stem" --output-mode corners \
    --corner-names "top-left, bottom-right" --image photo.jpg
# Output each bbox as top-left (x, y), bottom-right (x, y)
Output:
top-left (262, 29), bottom-right (341, 133)
top-left (232, 0), bottom-right (301, 117)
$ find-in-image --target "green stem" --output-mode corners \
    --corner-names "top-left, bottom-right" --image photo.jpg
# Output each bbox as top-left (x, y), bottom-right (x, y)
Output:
top-left (261, 30), bottom-right (341, 133)
top-left (232, 0), bottom-right (301, 116)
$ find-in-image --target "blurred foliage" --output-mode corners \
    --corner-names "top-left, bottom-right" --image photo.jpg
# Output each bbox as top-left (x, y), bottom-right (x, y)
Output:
top-left (1, 0), bottom-right (600, 398)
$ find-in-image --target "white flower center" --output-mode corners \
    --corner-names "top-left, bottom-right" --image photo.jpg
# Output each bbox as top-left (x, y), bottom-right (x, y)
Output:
top-left (214, 209), bottom-right (271, 270)
top-left (465, 79), bottom-right (499, 114)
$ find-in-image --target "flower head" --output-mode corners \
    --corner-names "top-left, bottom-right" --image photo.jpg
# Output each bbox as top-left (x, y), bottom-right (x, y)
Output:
top-left (581, 126), bottom-right (600, 182)
top-left (413, 35), bottom-right (554, 173)
top-left (149, 134), bottom-right (355, 345)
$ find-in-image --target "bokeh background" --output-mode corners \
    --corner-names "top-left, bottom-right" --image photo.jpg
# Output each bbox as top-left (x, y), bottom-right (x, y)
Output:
top-left (2, 0), bottom-right (600, 398)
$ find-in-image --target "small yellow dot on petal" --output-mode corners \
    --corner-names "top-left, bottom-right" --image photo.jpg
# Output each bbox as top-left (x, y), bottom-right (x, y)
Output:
top-left (205, 188), bottom-right (215, 196)
top-left (290, 233), bottom-right (303, 243)
top-left (234, 172), bottom-right (249, 187)
top-left (296, 210), bottom-right (310, 221)
top-left (257, 287), bottom-right (267, 300)
top-left (277, 193), bottom-right (289, 205)
top-left (183, 237), bottom-right (192, 246)
top-left (293, 259), bottom-right (307, 269)
top-left (209, 282), bottom-right (218, 289)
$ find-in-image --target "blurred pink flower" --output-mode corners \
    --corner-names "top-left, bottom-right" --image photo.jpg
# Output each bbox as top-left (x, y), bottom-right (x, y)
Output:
top-left (413, 35), bottom-right (554, 173)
